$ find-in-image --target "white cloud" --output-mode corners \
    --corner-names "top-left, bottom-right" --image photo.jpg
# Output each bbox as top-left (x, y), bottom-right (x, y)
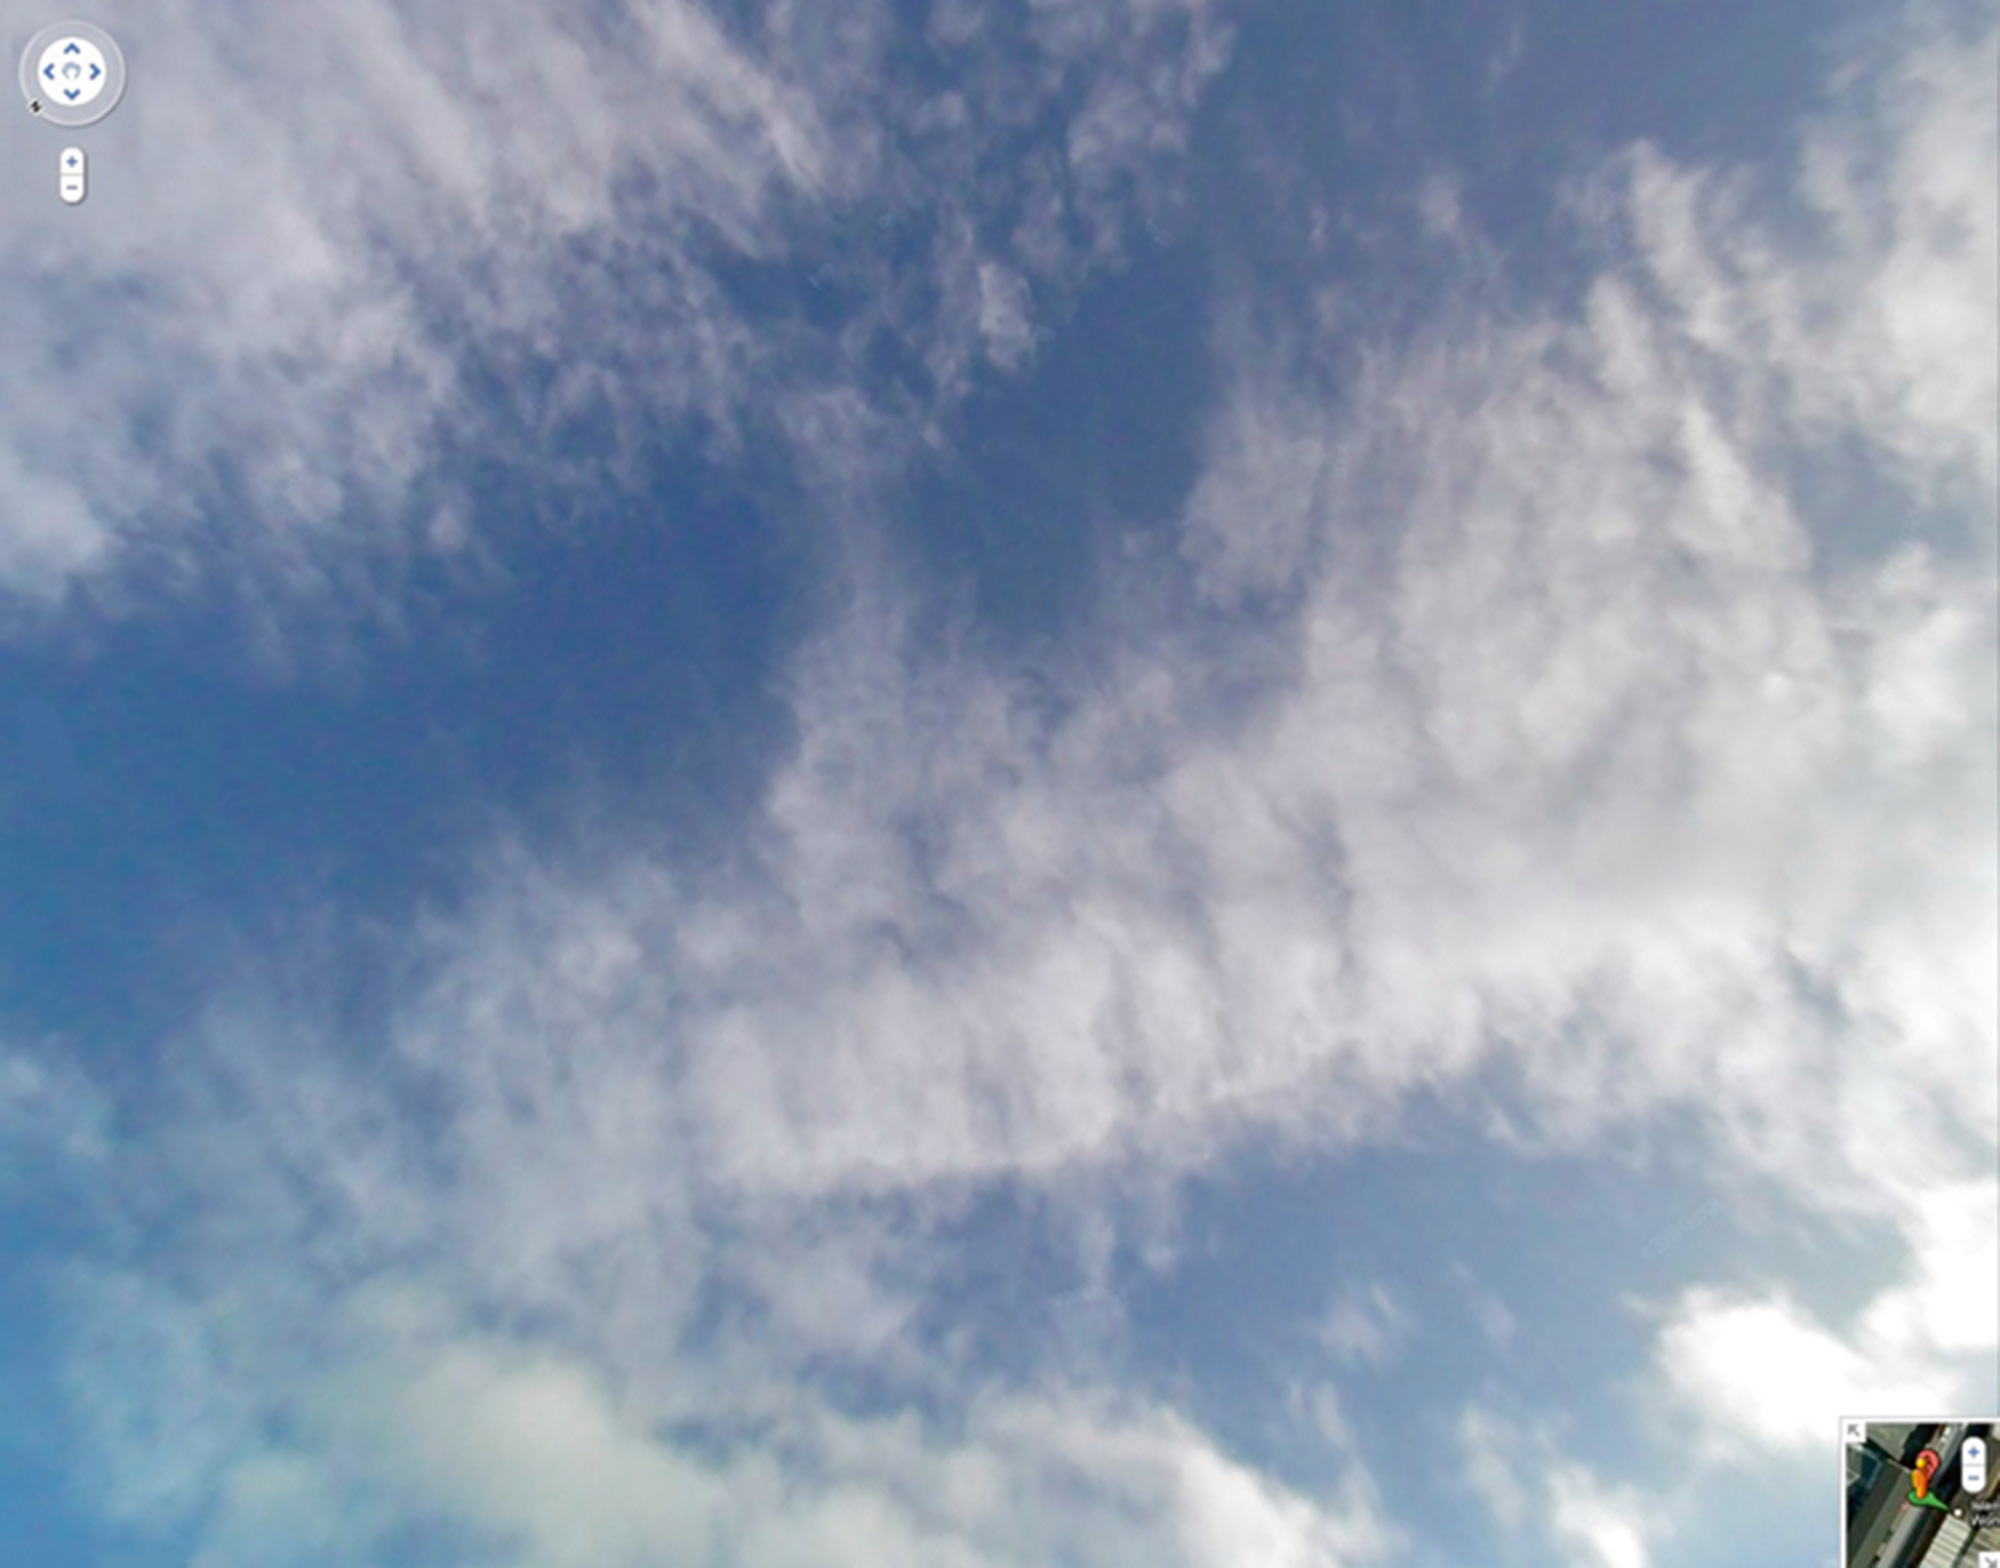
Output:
top-left (2, 0), bottom-right (808, 618)
top-left (1180, 366), bottom-right (1332, 603)
top-left (1484, 15), bottom-right (1526, 97)
top-left (1654, 1175), bottom-right (1999, 1461)
top-left (1460, 1408), bottom-right (1661, 1568)
top-left (1654, 1290), bottom-right (1926, 1456)
top-left (1604, 6), bottom-right (1998, 514)
top-left (1859, 1177), bottom-right (2000, 1363)
top-left (1459, 1406), bottom-right (1532, 1539)
top-left (0, 1046), bottom-right (109, 1185)
top-left (0, 0), bottom-right (1231, 629)
top-left (1549, 1485), bottom-right (1652, 1568)
top-left (647, 0), bottom-right (1996, 1213)
top-left (54, 1268), bottom-right (252, 1527)
top-left (155, 1277), bottom-right (1393, 1568)
top-left (976, 260), bottom-right (1039, 371)
top-left (1451, 1263), bottom-right (1521, 1351)
top-left (1417, 172), bottom-right (1464, 241)
top-left (1316, 1281), bottom-right (1409, 1370)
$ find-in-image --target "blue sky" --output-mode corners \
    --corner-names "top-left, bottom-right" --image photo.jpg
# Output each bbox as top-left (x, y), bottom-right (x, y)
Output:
top-left (1, 0), bottom-right (1995, 1564)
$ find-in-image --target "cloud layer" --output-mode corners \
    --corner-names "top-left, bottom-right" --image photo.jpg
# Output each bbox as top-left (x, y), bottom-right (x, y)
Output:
top-left (0, 0), bottom-right (1229, 624)
top-left (10, 3), bottom-right (1995, 1565)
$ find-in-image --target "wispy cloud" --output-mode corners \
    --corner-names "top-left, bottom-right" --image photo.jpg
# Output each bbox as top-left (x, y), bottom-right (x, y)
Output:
top-left (0, 0), bottom-right (1229, 635)
top-left (1460, 1406), bottom-right (1661, 1568)
top-left (1604, 5), bottom-right (1996, 515)
top-left (1316, 1281), bottom-right (1410, 1371)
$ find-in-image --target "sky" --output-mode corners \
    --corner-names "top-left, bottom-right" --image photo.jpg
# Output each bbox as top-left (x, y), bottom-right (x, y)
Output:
top-left (0, 1), bottom-right (1995, 1564)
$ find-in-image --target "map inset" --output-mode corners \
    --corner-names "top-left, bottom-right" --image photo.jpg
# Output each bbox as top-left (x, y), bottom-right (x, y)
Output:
top-left (1844, 1418), bottom-right (2000, 1568)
